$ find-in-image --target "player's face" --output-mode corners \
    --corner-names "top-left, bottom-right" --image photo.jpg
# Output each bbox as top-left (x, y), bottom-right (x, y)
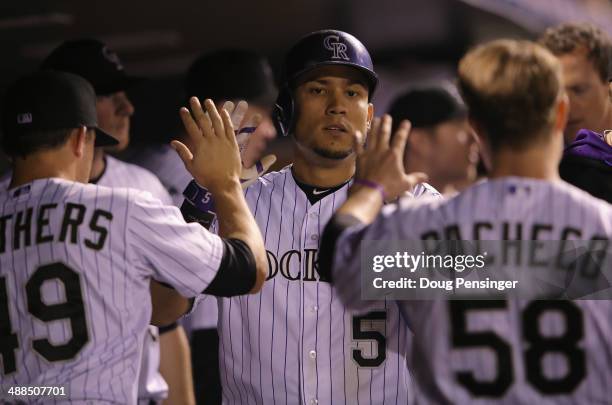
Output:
top-left (96, 91), bottom-right (134, 152)
top-left (293, 65), bottom-right (373, 160)
top-left (428, 119), bottom-right (479, 182)
top-left (558, 47), bottom-right (611, 143)
top-left (241, 105), bottom-right (277, 168)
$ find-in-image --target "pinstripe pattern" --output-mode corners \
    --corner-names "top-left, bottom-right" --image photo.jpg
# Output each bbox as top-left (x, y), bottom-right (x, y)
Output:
top-left (94, 155), bottom-right (173, 404)
top-left (216, 166), bottom-right (413, 405)
top-left (134, 145), bottom-right (220, 332)
top-left (335, 177), bottom-right (612, 405)
top-left (0, 177), bottom-right (223, 404)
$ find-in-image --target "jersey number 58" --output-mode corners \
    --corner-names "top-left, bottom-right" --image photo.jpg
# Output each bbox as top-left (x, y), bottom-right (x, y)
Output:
top-left (449, 300), bottom-right (585, 397)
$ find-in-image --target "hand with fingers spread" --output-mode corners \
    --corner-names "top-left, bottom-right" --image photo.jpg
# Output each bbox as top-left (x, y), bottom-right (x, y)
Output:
top-left (172, 97), bottom-right (242, 193)
top-left (173, 97), bottom-right (269, 293)
top-left (354, 114), bottom-right (428, 202)
top-left (221, 100), bottom-right (277, 188)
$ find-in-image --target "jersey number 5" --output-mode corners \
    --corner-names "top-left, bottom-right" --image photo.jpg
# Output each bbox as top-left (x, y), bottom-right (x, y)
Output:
top-left (449, 300), bottom-right (585, 397)
top-left (352, 311), bottom-right (386, 367)
top-left (0, 262), bottom-right (89, 375)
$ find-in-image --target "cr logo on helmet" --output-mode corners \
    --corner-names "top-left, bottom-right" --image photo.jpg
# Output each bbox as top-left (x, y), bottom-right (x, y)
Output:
top-left (323, 35), bottom-right (349, 61)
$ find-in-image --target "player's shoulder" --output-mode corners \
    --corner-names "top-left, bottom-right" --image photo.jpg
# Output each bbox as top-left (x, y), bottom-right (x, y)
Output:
top-left (78, 180), bottom-right (155, 204)
top-left (554, 179), bottom-right (612, 225)
top-left (554, 179), bottom-right (612, 208)
top-left (105, 155), bottom-right (165, 184)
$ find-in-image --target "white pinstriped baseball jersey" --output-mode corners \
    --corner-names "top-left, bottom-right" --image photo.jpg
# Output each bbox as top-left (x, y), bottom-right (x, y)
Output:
top-left (92, 155), bottom-right (172, 404)
top-left (333, 177), bottom-right (612, 404)
top-left (0, 178), bottom-right (223, 404)
top-left (213, 165), bottom-right (439, 405)
top-left (97, 155), bottom-right (173, 206)
top-left (137, 326), bottom-right (169, 404)
top-left (135, 144), bottom-right (219, 330)
top-left (3, 156), bottom-right (176, 403)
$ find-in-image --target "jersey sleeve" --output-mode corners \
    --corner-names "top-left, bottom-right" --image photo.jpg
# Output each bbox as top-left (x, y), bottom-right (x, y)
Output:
top-left (127, 191), bottom-right (224, 298)
top-left (332, 203), bottom-right (412, 311)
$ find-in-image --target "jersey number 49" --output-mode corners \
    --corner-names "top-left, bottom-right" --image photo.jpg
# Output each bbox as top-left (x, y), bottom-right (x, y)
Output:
top-left (0, 263), bottom-right (89, 375)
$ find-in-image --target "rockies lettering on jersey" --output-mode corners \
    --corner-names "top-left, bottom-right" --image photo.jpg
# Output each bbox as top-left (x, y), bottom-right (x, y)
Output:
top-left (333, 177), bottom-right (612, 404)
top-left (211, 166), bottom-right (422, 405)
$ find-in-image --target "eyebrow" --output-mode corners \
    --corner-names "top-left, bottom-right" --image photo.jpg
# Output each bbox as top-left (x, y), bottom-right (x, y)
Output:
top-left (309, 78), bottom-right (368, 87)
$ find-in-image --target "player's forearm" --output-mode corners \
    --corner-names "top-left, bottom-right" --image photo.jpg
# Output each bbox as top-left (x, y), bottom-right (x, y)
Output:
top-left (212, 181), bottom-right (267, 293)
top-left (150, 280), bottom-right (191, 326)
top-left (337, 186), bottom-right (384, 225)
top-left (159, 326), bottom-right (196, 405)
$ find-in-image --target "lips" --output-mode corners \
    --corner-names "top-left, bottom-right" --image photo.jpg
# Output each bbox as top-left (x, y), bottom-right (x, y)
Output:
top-left (323, 123), bottom-right (348, 132)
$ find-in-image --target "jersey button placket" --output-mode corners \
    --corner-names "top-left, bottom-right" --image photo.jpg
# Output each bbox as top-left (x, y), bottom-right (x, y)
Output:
top-left (302, 205), bottom-right (319, 403)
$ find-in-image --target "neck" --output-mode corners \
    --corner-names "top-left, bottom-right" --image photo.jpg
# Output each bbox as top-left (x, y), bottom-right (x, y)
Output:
top-left (10, 152), bottom-right (80, 188)
top-left (488, 142), bottom-right (560, 181)
top-left (291, 148), bottom-right (355, 187)
top-left (90, 149), bottom-right (106, 180)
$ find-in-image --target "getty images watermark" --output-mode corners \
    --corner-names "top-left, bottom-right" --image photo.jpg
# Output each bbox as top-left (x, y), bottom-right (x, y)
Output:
top-left (360, 240), bottom-right (612, 300)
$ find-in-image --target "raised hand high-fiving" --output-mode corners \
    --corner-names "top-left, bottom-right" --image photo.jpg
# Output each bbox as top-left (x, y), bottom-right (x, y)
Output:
top-left (354, 115), bottom-right (428, 201)
top-left (172, 97), bottom-right (243, 192)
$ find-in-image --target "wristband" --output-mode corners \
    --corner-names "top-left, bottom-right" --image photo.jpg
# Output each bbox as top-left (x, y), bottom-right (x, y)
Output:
top-left (354, 179), bottom-right (387, 201)
top-left (183, 180), bottom-right (215, 213)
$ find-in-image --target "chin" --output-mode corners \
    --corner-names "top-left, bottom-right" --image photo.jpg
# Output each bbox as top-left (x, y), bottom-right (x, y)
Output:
top-left (108, 132), bottom-right (130, 152)
top-left (313, 146), bottom-right (353, 160)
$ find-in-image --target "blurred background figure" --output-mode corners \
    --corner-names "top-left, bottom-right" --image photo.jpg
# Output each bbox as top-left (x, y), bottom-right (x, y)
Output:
top-left (539, 22), bottom-right (612, 144)
top-left (134, 48), bottom-right (277, 405)
top-left (134, 49), bottom-right (277, 205)
top-left (41, 39), bottom-right (195, 405)
top-left (539, 23), bottom-right (612, 203)
top-left (388, 84), bottom-right (479, 195)
top-left (558, 128), bottom-right (612, 202)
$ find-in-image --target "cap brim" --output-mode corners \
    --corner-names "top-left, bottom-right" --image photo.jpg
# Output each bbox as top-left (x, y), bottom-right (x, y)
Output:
top-left (94, 127), bottom-right (119, 146)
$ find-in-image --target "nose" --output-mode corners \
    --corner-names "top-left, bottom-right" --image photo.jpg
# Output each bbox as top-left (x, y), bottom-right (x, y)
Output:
top-left (260, 118), bottom-right (277, 140)
top-left (115, 92), bottom-right (135, 116)
top-left (326, 89), bottom-right (347, 116)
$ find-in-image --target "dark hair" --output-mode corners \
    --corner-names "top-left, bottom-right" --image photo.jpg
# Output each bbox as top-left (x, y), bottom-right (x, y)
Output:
top-left (2, 128), bottom-right (73, 158)
top-left (539, 22), bottom-right (612, 83)
top-left (458, 40), bottom-right (562, 152)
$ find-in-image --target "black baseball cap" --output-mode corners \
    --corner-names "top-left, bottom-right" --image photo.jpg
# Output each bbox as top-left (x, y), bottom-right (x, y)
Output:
top-left (185, 49), bottom-right (277, 108)
top-left (41, 39), bottom-right (142, 95)
top-left (388, 85), bottom-right (467, 130)
top-left (2, 70), bottom-right (118, 146)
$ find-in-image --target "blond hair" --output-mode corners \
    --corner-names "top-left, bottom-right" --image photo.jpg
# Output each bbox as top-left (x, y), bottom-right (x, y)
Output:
top-left (458, 39), bottom-right (563, 151)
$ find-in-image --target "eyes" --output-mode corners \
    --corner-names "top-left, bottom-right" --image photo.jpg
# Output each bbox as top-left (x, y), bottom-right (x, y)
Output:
top-left (568, 84), bottom-right (590, 96)
top-left (307, 85), bottom-right (364, 98)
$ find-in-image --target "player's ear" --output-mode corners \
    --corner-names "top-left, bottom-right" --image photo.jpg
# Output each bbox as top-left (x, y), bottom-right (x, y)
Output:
top-left (468, 116), bottom-right (492, 172)
top-left (554, 93), bottom-right (569, 135)
top-left (72, 126), bottom-right (88, 158)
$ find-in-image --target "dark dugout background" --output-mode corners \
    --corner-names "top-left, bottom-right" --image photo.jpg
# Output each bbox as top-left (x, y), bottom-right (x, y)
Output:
top-left (0, 0), bottom-right (611, 172)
